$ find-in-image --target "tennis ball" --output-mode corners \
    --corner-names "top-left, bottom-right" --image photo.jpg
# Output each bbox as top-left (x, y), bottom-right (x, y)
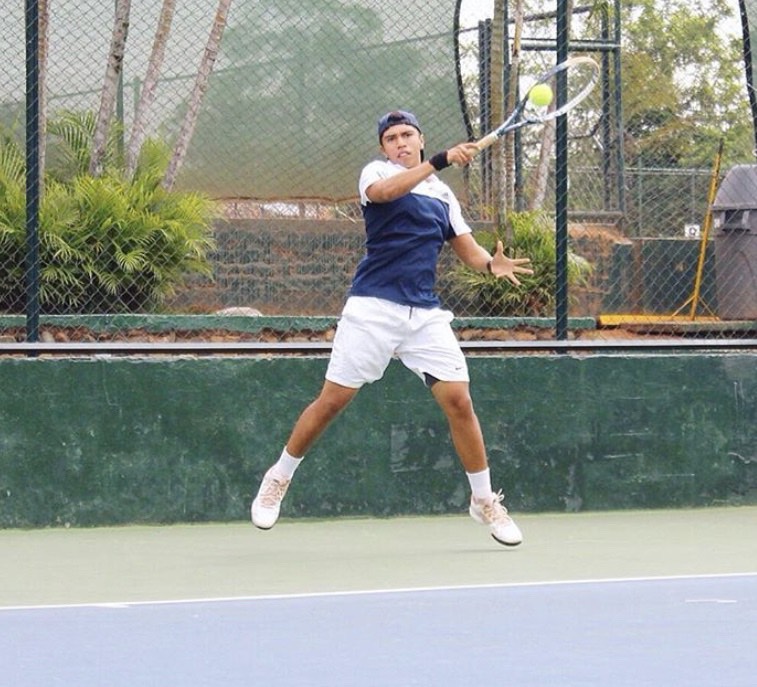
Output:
top-left (529, 83), bottom-right (553, 107)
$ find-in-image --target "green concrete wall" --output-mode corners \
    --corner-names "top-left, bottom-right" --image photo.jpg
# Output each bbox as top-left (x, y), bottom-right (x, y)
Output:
top-left (1, 354), bottom-right (756, 527)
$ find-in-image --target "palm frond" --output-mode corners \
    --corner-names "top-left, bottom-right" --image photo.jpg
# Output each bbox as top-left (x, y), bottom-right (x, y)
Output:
top-left (1, 109), bottom-right (217, 314)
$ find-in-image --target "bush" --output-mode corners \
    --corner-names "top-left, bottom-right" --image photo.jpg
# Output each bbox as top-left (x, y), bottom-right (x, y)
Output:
top-left (0, 112), bottom-right (216, 314)
top-left (450, 211), bottom-right (592, 317)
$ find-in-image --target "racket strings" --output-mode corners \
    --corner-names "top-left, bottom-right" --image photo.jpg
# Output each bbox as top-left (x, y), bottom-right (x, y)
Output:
top-left (527, 63), bottom-right (598, 122)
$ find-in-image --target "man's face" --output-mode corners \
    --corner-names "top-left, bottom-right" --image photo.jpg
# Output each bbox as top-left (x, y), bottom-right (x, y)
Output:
top-left (379, 125), bottom-right (425, 168)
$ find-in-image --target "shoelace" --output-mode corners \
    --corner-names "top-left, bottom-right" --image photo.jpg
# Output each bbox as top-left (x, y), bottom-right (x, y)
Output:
top-left (481, 490), bottom-right (512, 524)
top-left (259, 473), bottom-right (289, 507)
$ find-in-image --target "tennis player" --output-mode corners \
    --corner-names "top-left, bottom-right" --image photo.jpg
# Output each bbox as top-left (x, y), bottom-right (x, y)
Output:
top-left (252, 110), bottom-right (533, 546)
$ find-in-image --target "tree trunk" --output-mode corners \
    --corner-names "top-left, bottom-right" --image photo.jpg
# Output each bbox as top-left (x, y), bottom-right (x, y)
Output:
top-left (489, 1), bottom-right (505, 225)
top-left (89, 0), bottom-right (131, 177)
top-left (162, 0), bottom-right (232, 190)
top-left (126, 0), bottom-right (176, 177)
top-left (527, 118), bottom-right (556, 211)
top-left (503, 0), bottom-right (524, 245)
top-left (528, 0), bottom-right (573, 210)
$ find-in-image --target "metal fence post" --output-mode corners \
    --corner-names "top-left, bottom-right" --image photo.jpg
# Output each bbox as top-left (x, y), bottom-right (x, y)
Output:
top-left (555, 0), bottom-right (569, 340)
top-left (25, 0), bottom-right (41, 344)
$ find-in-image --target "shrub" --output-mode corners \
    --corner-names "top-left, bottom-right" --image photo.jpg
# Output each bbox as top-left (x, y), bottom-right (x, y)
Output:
top-left (449, 211), bottom-right (592, 317)
top-left (0, 112), bottom-right (216, 314)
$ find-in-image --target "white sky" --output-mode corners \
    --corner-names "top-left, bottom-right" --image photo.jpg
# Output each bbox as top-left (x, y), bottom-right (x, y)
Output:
top-left (459, 0), bottom-right (741, 38)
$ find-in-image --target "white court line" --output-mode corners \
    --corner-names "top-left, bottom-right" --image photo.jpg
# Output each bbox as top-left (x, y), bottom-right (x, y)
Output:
top-left (1, 571), bottom-right (756, 614)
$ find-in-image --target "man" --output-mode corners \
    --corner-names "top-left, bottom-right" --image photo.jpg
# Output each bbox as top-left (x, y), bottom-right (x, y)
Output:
top-left (251, 110), bottom-right (533, 546)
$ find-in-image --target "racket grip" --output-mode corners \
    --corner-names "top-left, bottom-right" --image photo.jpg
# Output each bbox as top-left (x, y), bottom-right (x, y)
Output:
top-left (452, 139), bottom-right (490, 167)
top-left (475, 132), bottom-right (500, 152)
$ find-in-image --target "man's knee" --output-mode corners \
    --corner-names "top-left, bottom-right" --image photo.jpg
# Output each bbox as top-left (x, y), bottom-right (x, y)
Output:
top-left (432, 381), bottom-right (474, 417)
top-left (316, 382), bottom-right (358, 417)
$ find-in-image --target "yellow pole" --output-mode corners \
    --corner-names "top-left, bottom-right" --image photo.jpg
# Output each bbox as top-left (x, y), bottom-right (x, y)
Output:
top-left (689, 138), bottom-right (724, 319)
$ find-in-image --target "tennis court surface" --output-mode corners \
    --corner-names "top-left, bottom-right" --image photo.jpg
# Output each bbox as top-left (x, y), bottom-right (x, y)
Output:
top-left (2, 506), bottom-right (756, 686)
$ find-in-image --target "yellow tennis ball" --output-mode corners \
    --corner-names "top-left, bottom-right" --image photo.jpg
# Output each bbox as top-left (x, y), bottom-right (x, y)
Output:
top-left (529, 83), bottom-right (553, 107)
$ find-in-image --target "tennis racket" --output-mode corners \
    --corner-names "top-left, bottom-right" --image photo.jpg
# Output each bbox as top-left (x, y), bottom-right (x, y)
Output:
top-left (473, 55), bottom-right (600, 154)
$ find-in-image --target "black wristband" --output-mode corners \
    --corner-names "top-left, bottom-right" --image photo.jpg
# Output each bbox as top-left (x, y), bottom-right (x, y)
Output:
top-left (429, 151), bottom-right (450, 171)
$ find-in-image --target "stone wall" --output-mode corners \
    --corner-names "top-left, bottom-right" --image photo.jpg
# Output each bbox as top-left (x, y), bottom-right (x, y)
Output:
top-left (169, 219), bottom-right (713, 318)
top-left (170, 219), bottom-right (363, 315)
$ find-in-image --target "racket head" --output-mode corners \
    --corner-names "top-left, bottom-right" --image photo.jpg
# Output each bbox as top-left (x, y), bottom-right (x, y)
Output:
top-left (522, 55), bottom-right (600, 123)
top-left (474, 56), bottom-right (599, 153)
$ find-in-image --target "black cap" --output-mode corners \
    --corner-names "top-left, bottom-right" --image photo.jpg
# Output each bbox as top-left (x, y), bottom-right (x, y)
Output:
top-left (377, 110), bottom-right (422, 141)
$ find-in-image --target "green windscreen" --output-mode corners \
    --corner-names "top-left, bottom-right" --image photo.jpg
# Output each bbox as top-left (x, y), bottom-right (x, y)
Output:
top-left (179, 0), bottom-right (468, 201)
top-left (2, 0), bottom-right (468, 202)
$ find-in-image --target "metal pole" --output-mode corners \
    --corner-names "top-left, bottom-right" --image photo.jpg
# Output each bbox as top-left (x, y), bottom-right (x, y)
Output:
top-left (554, 0), bottom-right (569, 340)
top-left (688, 139), bottom-right (723, 319)
top-left (25, 0), bottom-right (41, 344)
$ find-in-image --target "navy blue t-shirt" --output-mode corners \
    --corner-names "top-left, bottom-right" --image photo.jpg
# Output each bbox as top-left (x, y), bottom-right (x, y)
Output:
top-left (350, 159), bottom-right (472, 308)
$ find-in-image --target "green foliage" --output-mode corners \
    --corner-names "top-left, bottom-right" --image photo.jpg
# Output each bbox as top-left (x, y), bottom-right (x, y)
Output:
top-left (0, 111), bottom-right (216, 314)
top-left (0, 132), bottom-right (27, 312)
top-left (617, 0), bottom-right (753, 166)
top-left (450, 211), bottom-right (592, 317)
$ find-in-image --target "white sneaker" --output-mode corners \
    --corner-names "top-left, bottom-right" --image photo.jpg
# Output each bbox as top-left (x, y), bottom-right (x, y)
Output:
top-left (251, 468), bottom-right (291, 530)
top-left (469, 490), bottom-right (523, 546)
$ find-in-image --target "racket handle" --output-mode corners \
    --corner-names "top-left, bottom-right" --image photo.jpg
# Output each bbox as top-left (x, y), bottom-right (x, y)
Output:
top-left (475, 132), bottom-right (500, 152)
top-left (451, 133), bottom-right (499, 167)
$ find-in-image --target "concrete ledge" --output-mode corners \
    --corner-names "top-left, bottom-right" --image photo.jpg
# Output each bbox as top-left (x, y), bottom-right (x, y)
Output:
top-left (0, 314), bottom-right (596, 336)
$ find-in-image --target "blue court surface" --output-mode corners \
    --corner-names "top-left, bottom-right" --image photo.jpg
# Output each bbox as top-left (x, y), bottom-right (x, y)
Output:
top-left (2, 574), bottom-right (756, 686)
top-left (2, 507), bottom-right (756, 686)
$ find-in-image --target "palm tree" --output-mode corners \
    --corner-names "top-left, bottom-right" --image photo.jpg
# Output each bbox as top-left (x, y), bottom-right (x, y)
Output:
top-left (126, 0), bottom-right (176, 178)
top-left (89, 0), bottom-right (131, 177)
top-left (162, 0), bottom-right (233, 190)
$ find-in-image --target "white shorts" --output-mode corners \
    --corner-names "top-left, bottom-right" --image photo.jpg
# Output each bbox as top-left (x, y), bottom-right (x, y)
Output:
top-left (326, 296), bottom-right (469, 389)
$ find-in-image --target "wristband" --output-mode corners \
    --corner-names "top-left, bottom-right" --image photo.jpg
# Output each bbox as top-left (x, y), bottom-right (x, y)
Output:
top-left (429, 151), bottom-right (450, 171)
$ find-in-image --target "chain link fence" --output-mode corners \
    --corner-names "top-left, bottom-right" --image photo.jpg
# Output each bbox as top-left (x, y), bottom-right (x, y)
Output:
top-left (2, 0), bottom-right (757, 347)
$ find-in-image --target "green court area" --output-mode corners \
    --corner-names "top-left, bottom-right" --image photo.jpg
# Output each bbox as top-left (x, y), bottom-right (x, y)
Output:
top-left (3, 505), bottom-right (756, 608)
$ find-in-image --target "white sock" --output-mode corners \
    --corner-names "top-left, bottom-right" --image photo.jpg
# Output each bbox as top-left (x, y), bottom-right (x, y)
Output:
top-left (274, 447), bottom-right (303, 479)
top-left (467, 467), bottom-right (493, 501)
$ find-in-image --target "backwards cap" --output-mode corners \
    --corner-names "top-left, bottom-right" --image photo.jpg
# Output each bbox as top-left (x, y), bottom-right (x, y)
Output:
top-left (377, 110), bottom-right (422, 141)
